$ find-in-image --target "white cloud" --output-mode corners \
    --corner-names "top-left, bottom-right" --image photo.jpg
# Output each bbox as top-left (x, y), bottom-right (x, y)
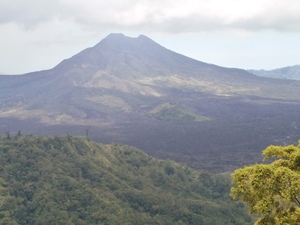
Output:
top-left (1, 0), bottom-right (300, 32)
top-left (0, 0), bottom-right (60, 29)
top-left (1, 0), bottom-right (300, 74)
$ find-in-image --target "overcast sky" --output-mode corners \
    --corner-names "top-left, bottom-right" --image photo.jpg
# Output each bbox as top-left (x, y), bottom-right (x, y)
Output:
top-left (1, 0), bottom-right (300, 74)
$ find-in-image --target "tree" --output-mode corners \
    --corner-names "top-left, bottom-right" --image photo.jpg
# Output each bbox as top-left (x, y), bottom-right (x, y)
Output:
top-left (230, 141), bottom-right (300, 225)
top-left (6, 131), bottom-right (10, 139)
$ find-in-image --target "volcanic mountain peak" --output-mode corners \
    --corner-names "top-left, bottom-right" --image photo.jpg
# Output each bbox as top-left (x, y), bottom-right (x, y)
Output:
top-left (53, 33), bottom-right (164, 74)
top-left (52, 33), bottom-right (191, 82)
top-left (99, 33), bottom-right (159, 47)
top-left (1, 33), bottom-right (300, 174)
top-left (2, 33), bottom-right (300, 102)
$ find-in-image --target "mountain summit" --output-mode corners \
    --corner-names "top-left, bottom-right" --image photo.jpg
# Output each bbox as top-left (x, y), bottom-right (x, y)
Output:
top-left (1, 33), bottom-right (300, 124)
top-left (24, 33), bottom-right (275, 97)
top-left (1, 33), bottom-right (300, 172)
top-left (1, 33), bottom-right (262, 99)
top-left (54, 33), bottom-right (213, 80)
top-left (1, 31), bottom-right (300, 121)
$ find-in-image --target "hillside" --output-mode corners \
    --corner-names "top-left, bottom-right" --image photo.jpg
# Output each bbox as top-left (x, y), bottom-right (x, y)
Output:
top-left (1, 34), bottom-right (300, 117)
top-left (0, 135), bottom-right (252, 224)
top-left (1, 34), bottom-right (300, 172)
top-left (248, 65), bottom-right (300, 80)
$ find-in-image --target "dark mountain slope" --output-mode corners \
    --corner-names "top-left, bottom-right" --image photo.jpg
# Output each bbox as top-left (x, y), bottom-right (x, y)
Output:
top-left (54, 33), bottom-right (209, 77)
top-left (2, 33), bottom-right (300, 100)
top-left (0, 135), bottom-right (252, 225)
top-left (1, 34), bottom-right (300, 172)
top-left (1, 33), bottom-right (299, 115)
top-left (1, 33), bottom-right (296, 96)
top-left (51, 33), bottom-right (261, 93)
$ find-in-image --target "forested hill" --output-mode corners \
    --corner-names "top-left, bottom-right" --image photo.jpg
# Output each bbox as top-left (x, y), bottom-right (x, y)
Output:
top-left (0, 135), bottom-right (252, 225)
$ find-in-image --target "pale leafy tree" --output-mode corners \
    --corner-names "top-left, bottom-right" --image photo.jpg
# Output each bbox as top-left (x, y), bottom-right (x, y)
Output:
top-left (230, 142), bottom-right (300, 225)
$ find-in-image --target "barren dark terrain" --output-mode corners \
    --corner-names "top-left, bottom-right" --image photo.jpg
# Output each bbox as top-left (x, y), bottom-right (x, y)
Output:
top-left (1, 34), bottom-right (300, 172)
top-left (1, 94), bottom-right (299, 172)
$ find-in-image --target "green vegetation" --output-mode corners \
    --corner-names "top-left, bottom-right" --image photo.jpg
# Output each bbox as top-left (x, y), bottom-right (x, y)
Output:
top-left (231, 141), bottom-right (300, 225)
top-left (147, 103), bottom-right (210, 122)
top-left (0, 135), bottom-right (251, 224)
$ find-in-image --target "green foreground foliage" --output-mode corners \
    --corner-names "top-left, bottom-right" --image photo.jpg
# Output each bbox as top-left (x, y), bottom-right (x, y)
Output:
top-left (0, 135), bottom-right (251, 225)
top-left (231, 141), bottom-right (300, 225)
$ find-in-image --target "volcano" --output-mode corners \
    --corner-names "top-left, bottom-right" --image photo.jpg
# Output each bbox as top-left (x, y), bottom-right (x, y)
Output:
top-left (1, 33), bottom-right (300, 172)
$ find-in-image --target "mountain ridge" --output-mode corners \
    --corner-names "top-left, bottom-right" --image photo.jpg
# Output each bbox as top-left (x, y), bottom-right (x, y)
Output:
top-left (248, 65), bottom-right (300, 80)
top-left (1, 33), bottom-right (300, 172)
top-left (2, 33), bottom-right (299, 101)
top-left (0, 33), bottom-right (286, 90)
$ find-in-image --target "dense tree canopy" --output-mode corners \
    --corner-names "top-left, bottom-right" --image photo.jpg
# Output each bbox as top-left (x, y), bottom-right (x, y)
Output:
top-left (0, 134), bottom-right (252, 225)
top-left (231, 141), bottom-right (300, 225)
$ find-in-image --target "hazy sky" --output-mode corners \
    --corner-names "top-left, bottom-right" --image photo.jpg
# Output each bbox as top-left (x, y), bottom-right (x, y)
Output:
top-left (1, 0), bottom-right (300, 74)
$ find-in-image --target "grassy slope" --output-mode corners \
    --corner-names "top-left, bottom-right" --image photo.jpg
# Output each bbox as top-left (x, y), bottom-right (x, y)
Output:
top-left (0, 135), bottom-right (252, 225)
top-left (147, 103), bottom-right (211, 122)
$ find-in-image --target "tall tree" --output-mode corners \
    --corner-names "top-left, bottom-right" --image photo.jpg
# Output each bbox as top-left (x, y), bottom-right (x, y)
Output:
top-left (230, 142), bottom-right (300, 225)
top-left (5, 131), bottom-right (10, 139)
